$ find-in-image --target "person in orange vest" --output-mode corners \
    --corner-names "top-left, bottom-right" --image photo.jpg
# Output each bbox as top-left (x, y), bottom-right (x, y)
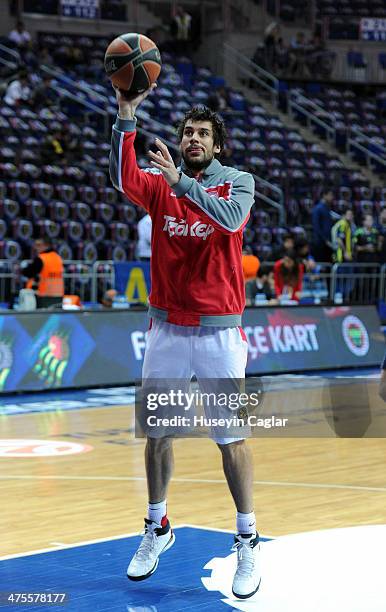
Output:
top-left (241, 246), bottom-right (260, 283)
top-left (23, 238), bottom-right (64, 308)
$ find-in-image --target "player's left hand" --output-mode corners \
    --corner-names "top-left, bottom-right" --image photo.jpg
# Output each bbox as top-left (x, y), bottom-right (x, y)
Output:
top-left (148, 139), bottom-right (180, 187)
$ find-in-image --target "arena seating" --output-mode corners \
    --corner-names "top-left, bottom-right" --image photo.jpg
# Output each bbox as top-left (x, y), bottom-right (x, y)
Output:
top-left (289, 84), bottom-right (386, 169)
top-left (0, 33), bottom-right (381, 263)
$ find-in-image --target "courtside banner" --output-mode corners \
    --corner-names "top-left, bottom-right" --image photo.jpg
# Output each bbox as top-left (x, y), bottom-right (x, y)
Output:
top-left (0, 305), bottom-right (383, 392)
top-left (243, 305), bottom-right (384, 373)
top-left (114, 262), bottom-right (151, 304)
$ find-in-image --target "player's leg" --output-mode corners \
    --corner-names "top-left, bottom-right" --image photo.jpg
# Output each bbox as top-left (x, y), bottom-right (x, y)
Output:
top-left (145, 436), bottom-right (174, 507)
top-left (127, 320), bottom-right (191, 581)
top-left (193, 326), bottom-right (260, 599)
top-left (379, 363), bottom-right (386, 401)
top-left (218, 439), bottom-right (260, 599)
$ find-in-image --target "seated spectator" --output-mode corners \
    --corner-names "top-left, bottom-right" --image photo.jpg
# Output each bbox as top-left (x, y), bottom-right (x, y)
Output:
top-left (32, 74), bottom-right (56, 109)
top-left (289, 31), bottom-right (306, 75)
top-left (242, 246), bottom-right (260, 282)
top-left (41, 130), bottom-right (66, 163)
top-left (39, 46), bottom-right (54, 66)
top-left (207, 87), bottom-right (229, 113)
top-left (296, 237), bottom-right (329, 300)
top-left (353, 214), bottom-right (380, 264)
top-left (306, 34), bottom-right (335, 78)
top-left (272, 232), bottom-right (295, 261)
top-left (101, 289), bottom-right (117, 308)
top-left (4, 71), bottom-right (31, 106)
top-left (8, 20), bottom-right (31, 51)
top-left (246, 264), bottom-right (276, 305)
top-left (274, 249), bottom-right (304, 302)
top-left (295, 237), bottom-right (318, 272)
top-left (331, 207), bottom-right (354, 263)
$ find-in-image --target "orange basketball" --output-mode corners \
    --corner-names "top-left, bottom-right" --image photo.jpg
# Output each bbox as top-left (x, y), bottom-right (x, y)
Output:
top-left (104, 33), bottom-right (161, 96)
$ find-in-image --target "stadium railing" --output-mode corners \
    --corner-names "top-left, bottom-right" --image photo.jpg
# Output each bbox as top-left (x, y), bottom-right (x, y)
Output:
top-left (1, 260), bottom-right (385, 307)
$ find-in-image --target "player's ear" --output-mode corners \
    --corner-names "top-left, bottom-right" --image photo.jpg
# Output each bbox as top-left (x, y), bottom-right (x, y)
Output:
top-left (214, 144), bottom-right (221, 154)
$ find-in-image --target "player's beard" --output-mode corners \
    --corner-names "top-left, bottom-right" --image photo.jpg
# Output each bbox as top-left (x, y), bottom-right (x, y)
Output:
top-left (182, 151), bottom-right (214, 173)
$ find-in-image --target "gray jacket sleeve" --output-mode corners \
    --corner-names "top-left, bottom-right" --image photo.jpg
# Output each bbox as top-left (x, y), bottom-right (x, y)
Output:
top-left (172, 171), bottom-right (255, 234)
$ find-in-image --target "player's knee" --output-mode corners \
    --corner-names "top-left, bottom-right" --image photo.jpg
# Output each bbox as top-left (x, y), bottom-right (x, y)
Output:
top-left (146, 436), bottom-right (173, 452)
top-left (217, 439), bottom-right (245, 455)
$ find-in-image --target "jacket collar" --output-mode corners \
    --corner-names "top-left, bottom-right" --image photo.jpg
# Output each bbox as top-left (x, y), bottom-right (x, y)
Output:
top-left (180, 157), bottom-right (223, 177)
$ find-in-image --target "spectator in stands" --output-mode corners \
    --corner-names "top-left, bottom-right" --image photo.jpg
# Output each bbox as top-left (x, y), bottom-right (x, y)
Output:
top-left (101, 289), bottom-right (118, 308)
top-left (39, 46), bottom-right (53, 66)
top-left (32, 74), bottom-right (56, 109)
top-left (41, 130), bottom-right (65, 163)
top-left (60, 124), bottom-right (82, 162)
top-left (289, 32), bottom-right (306, 75)
top-left (8, 20), bottom-right (31, 51)
top-left (242, 246), bottom-right (260, 282)
top-left (306, 34), bottom-right (335, 78)
top-left (275, 38), bottom-right (289, 72)
top-left (22, 238), bottom-right (64, 309)
top-left (331, 207), bottom-right (354, 263)
top-left (272, 232), bottom-right (295, 261)
top-left (171, 5), bottom-right (192, 56)
top-left (4, 71), bottom-right (31, 107)
top-left (295, 237), bottom-right (317, 273)
top-left (274, 249), bottom-right (304, 302)
top-left (353, 214), bottom-right (380, 264)
top-left (263, 22), bottom-right (280, 70)
top-left (245, 264), bottom-right (276, 305)
top-left (207, 87), bottom-right (229, 113)
top-left (136, 213), bottom-right (152, 261)
top-left (311, 189), bottom-right (334, 263)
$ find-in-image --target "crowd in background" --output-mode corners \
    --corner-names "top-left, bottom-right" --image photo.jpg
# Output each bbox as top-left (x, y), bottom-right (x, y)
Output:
top-left (312, 188), bottom-right (386, 265)
top-left (3, 19), bottom-right (386, 309)
top-left (254, 22), bottom-right (336, 78)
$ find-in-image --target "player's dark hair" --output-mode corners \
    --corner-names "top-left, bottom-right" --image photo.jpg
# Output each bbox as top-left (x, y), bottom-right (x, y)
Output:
top-left (280, 248), bottom-right (300, 283)
top-left (177, 106), bottom-right (227, 152)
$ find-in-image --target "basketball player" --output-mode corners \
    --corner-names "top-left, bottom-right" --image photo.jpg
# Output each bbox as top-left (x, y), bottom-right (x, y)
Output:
top-left (109, 85), bottom-right (260, 599)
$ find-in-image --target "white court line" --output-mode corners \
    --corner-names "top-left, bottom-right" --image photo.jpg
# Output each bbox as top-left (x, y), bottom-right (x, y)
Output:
top-left (1, 474), bottom-right (386, 493)
top-left (0, 524), bottom-right (253, 561)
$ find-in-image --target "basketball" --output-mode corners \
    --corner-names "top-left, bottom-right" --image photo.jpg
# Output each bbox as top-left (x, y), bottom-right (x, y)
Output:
top-left (104, 33), bottom-right (161, 97)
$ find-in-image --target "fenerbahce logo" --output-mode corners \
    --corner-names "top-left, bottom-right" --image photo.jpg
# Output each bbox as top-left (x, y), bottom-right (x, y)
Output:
top-left (163, 215), bottom-right (214, 240)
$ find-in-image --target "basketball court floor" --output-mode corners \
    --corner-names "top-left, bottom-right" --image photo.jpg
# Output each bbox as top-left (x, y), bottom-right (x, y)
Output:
top-left (1, 371), bottom-right (386, 611)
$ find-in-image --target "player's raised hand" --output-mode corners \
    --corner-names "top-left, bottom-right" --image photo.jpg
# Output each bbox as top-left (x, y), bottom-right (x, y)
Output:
top-left (148, 138), bottom-right (180, 187)
top-left (115, 83), bottom-right (156, 120)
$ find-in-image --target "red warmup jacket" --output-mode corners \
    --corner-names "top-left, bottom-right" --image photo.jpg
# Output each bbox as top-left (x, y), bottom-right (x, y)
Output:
top-left (273, 259), bottom-right (304, 302)
top-left (109, 116), bottom-right (255, 327)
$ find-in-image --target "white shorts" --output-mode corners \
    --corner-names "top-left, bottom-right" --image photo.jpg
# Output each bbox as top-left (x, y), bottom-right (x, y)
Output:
top-left (142, 319), bottom-right (249, 444)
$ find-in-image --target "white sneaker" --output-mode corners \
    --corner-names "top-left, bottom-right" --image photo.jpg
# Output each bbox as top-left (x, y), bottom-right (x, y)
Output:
top-left (231, 533), bottom-right (261, 599)
top-left (127, 518), bottom-right (175, 581)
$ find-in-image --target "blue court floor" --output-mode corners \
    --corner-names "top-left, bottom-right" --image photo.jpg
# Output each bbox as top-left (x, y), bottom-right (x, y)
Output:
top-left (0, 527), bottom-right (271, 612)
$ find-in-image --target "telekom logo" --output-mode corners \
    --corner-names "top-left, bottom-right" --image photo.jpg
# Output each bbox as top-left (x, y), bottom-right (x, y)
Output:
top-left (0, 439), bottom-right (93, 457)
